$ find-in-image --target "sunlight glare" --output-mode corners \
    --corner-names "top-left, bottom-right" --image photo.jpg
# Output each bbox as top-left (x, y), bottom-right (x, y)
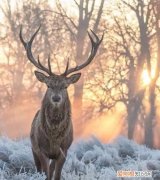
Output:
top-left (141, 69), bottom-right (155, 86)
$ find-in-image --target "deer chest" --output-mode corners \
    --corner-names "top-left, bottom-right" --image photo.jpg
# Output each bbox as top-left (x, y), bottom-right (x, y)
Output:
top-left (38, 122), bottom-right (71, 159)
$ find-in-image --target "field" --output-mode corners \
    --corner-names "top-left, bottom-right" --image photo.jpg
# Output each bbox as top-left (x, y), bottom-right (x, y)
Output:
top-left (0, 136), bottom-right (160, 180)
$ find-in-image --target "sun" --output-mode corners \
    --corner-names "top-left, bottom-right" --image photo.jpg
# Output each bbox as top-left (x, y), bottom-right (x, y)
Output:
top-left (141, 69), bottom-right (155, 86)
top-left (142, 69), bottom-right (151, 85)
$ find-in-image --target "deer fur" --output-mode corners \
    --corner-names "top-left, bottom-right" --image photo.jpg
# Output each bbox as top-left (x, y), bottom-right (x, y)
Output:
top-left (30, 73), bottom-right (81, 180)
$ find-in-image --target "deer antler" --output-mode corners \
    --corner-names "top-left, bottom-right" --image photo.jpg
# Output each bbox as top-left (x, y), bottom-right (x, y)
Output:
top-left (19, 25), bottom-right (54, 76)
top-left (63, 30), bottom-right (104, 76)
top-left (20, 26), bottom-right (103, 76)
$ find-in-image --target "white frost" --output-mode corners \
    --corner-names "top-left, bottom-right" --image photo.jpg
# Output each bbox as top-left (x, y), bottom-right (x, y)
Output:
top-left (0, 136), bottom-right (159, 179)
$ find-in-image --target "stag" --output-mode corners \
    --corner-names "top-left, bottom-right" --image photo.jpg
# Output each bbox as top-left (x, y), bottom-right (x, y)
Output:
top-left (19, 25), bottom-right (103, 180)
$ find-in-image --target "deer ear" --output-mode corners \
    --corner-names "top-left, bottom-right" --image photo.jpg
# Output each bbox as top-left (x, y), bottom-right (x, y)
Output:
top-left (66, 73), bottom-right (81, 85)
top-left (34, 71), bottom-right (48, 83)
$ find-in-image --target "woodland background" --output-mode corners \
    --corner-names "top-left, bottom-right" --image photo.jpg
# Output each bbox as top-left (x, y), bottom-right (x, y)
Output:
top-left (0, 0), bottom-right (160, 149)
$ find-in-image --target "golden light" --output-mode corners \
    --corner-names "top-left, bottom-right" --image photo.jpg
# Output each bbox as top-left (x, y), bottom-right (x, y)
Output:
top-left (142, 69), bottom-right (151, 85)
top-left (141, 69), bottom-right (155, 86)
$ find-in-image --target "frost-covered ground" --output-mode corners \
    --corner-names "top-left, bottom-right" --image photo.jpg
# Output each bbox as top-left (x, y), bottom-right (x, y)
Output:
top-left (0, 136), bottom-right (160, 180)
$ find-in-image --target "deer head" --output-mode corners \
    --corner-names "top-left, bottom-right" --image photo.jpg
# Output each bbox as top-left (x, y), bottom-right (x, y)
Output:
top-left (19, 26), bottom-right (103, 109)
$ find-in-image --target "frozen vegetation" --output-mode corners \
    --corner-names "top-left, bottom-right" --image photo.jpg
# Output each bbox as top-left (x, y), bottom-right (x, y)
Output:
top-left (0, 136), bottom-right (159, 180)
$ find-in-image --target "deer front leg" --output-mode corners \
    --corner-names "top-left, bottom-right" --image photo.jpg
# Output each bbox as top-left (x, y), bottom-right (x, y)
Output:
top-left (48, 159), bottom-right (55, 180)
top-left (32, 149), bottom-right (41, 172)
top-left (54, 153), bottom-right (66, 180)
top-left (38, 153), bottom-right (49, 180)
top-left (32, 150), bottom-right (49, 179)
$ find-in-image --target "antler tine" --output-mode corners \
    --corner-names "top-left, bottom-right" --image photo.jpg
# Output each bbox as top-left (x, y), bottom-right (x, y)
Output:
top-left (28, 25), bottom-right (41, 47)
top-left (64, 30), bottom-right (103, 76)
top-left (20, 25), bottom-right (54, 76)
top-left (90, 29), bottom-right (104, 45)
top-left (19, 25), bottom-right (26, 48)
top-left (63, 58), bottom-right (70, 76)
top-left (47, 54), bottom-right (52, 75)
top-left (37, 55), bottom-right (46, 70)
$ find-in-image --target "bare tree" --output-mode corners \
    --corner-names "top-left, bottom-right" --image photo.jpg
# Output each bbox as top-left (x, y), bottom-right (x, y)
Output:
top-left (55, 0), bottom-right (105, 131)
top-left (144, 0), bottom-right (160, 148)
top-left (86, 0), bottom-right (158, 146)
top-left (0, 0), bottom-right (64, 108)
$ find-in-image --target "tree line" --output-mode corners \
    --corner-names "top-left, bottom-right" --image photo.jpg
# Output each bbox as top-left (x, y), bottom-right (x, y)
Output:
top-left (0, 0), bottom-right (160, 148)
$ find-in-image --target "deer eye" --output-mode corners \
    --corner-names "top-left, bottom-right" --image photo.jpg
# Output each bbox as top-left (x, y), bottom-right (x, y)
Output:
top-left (47, 84), bottom-right (50, 88)
top-left (47, 85), bottom-right (53, 89)
top-left (63, 84), bottom-right (68, 89)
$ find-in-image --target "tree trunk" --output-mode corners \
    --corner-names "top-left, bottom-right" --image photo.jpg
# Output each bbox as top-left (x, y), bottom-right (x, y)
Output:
top-left (72, 26), bottom-right (85, 135)
top-left (73, 74), bottom-right (84, 119)
top-left (144, 85), bottom-right (155, 148)
top-left (127, 91), bottom-right (144, 139)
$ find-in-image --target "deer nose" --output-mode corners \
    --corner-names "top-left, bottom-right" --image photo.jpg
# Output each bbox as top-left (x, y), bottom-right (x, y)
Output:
top-left (52, 95), bottom-right (61, 102)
